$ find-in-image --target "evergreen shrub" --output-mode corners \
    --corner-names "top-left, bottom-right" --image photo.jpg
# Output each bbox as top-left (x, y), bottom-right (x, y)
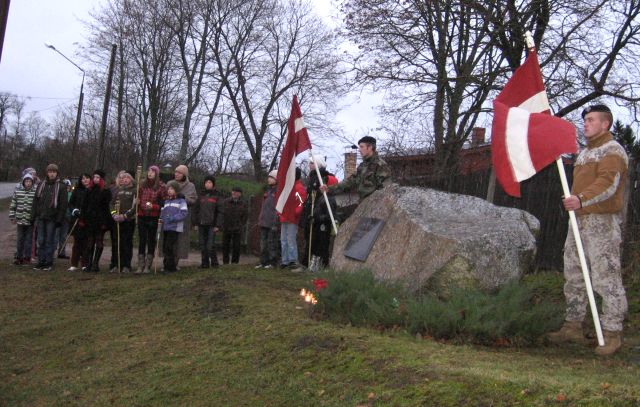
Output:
top-left (310, 270), bottom-right (564, 346)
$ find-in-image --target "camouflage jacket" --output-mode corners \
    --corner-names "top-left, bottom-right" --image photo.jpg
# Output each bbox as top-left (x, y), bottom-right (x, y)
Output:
top-left (330, 152), bottom-right (391, 200)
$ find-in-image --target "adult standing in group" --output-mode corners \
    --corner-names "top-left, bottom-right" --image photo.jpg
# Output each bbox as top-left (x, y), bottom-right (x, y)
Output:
top-left (136, 165), bottom-right (166, 274)
top-left (67, 173), bottom-right (92, 271)
top-left (31, 164), bottom-right (68, 271)
top-left (301, 155), bottom-right (338, 270)
top-left (279, 167), bottom-right (306, 270)
top-left (83, 170), bottom-right (112, 272)
top-left (320, 136), bottom-right (391, 201)
top-left (172, 165), bottom-right (197, 266)
top-left (547, 104), bottom-right (629, 356)
top-left (110, 170), bottom-right (137, 273)
top-left (256, 170), bottom-right (279, 269)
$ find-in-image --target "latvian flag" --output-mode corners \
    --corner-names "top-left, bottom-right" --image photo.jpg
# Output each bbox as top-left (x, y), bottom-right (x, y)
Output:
top-left (491, 49), bottom-right (577, 197)
top-left (275, 95), bottom-right (312, 216)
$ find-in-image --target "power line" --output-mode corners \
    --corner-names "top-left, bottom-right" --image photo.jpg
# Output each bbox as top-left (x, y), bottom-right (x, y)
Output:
top-left (0, 92), bottom-right (76, 100)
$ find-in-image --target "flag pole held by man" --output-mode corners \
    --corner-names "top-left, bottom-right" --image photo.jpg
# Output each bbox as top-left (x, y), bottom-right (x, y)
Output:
top-left (491, 31), bottom-right (629, 355)
top-left (275, 95), bottom-right (338, 235)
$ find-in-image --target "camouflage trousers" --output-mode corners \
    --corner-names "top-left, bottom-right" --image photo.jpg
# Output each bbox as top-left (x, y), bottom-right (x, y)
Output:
top-left (563, 213), bottom-right (627, 331)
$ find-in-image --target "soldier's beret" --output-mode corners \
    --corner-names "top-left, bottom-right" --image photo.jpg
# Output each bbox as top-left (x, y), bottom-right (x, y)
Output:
top-left (358, 136), bottom-right (377, 145)
top-left (581, 104), bottom-right (612, 119)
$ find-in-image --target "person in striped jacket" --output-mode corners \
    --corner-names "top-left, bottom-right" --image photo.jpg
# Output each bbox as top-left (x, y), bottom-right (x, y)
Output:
top-left (9, 173), bottom-right (36, 265)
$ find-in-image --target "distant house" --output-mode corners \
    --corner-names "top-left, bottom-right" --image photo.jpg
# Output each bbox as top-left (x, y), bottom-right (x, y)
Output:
top-left (384, 128), bottom-right (491, 181)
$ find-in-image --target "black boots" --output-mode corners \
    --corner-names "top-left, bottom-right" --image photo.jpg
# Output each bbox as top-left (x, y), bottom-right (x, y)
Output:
top-left (85, 246), bottom-right (103, 272)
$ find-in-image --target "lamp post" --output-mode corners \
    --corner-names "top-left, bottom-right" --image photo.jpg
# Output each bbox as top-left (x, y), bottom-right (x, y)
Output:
top-left (44, 42), bottom-right (85, 175)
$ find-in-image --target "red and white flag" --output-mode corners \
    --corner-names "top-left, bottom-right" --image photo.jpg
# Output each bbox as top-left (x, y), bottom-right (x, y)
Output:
top-left (275, 95), bottom-right (312, 216)
top-left (491, 49), bottom-right (577, 197)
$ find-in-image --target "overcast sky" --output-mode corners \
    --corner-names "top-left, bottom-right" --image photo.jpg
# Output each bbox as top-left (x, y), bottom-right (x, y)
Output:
top-left (0, 0), bottom-right (380, 175)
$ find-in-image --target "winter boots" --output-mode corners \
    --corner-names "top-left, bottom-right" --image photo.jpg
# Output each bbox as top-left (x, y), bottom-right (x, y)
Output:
top-left (548, 321), bottom-right (623, 355)
top-left (135, 254), bottom-right (145, 274)
top-left (85, 247), bottom-right (103, 272)
top-left (595, 330), bottom-right (623, 356)
top-left (547, 321), bottom-right (587, 345)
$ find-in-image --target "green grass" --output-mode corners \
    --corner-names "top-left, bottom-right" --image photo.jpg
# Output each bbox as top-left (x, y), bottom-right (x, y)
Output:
top-left (1, 265), bottom-right (639, 406)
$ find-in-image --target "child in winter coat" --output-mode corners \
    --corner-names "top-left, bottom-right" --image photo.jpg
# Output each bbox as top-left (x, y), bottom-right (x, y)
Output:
top-left (110, 170), bottom-right (137, 273)
top-left (9, 173), bottom-right (36, 265)
top-left (160, 182), bottom-right (188, 272)
top-left (32, 163), bottom-right (68, 271)
top-left (136, 165), bottom-right (166, 274)
top-left (192, 175), bottom-right (222, 268)
top-left (221, 186), bottom-right (248, 265)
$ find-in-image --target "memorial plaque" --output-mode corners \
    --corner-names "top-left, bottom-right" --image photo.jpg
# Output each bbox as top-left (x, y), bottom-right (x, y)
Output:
top-left (343, 217), bottom-right (385, 261)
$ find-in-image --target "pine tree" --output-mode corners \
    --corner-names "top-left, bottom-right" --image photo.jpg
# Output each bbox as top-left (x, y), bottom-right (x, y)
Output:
top-left (612, 120), bottom-right (639, 161)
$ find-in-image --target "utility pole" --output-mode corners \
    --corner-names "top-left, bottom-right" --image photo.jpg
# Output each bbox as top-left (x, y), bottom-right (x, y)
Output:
top-left (0, 0), bottom-right (10, 63)
top-left (96, 43), bottom-right (117, 169)
top-left (44, 43), bottom-right (85, 175)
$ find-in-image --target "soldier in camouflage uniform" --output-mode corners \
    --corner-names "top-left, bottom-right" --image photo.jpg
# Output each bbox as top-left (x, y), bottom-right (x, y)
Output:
top-left (320, 136), bottom-right (391, 201)
top-left (548, 104), bottom-right (628, 356)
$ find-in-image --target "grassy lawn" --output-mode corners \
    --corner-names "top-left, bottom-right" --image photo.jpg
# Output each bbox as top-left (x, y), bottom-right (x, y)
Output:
top-left (0, 264), bottom-right (638, 406)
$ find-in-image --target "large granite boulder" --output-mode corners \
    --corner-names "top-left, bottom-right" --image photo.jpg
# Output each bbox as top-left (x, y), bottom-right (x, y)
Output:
top-left (329, 184), bottom-right (539, 294)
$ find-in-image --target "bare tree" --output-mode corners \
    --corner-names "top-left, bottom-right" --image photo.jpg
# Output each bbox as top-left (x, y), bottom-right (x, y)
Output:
top-left (213, 0), bottom-right (344, 179)
top-left (472, 0), bottom-right (640, 119)
top-left (86, 0), bottom-right (185, 170)
top-left (341, 0), bottom-right (507, 177)
top-left (340, 0), bottom-right (640, 176)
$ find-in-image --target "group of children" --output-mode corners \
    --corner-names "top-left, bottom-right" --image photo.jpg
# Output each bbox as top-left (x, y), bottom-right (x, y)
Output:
top-left (9, 164), bottom-right (249, 273)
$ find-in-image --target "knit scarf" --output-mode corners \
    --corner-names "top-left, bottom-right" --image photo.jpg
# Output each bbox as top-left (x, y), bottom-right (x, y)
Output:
top-left (36, 179), bottom-right (61, 208)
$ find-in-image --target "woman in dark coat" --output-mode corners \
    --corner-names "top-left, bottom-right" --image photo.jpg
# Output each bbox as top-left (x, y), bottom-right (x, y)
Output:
top-left (67, 173), bottom-right (92, 271)
top-left (82, 169), bottom-right (112, 272)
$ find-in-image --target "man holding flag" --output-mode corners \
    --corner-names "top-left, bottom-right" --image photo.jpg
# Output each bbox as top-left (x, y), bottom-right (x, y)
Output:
top-left (548, 104), bottom-right (628, 356)
top-left (274, 96), bottom-right (312, 270)
top-left (492, 33), bottom-right (629, 355)
top-left (319, 136), bottom-right (391, 202)
top-left (276, 95), bottom-right (340, 271)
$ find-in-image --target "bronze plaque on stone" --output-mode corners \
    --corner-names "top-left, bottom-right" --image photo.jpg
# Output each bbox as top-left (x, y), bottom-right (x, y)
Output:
top-left (344, 217), bottom-right (385, 261)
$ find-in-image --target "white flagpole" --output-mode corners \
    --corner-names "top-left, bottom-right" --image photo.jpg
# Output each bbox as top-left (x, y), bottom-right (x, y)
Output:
top-left (308, 149), bottom-right (338, 235)
top-left (524, 31), bottom-right (604, 346)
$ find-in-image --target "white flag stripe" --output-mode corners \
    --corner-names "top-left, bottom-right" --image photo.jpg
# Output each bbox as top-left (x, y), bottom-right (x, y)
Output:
top-left (518, 91), bottom-right (550, 113)
top-left (505, 107), bottom-right (536, 182)
top-left (294, 117), bottom-right (305, 133)
top-left (275, 155), bottom-right (297, 213)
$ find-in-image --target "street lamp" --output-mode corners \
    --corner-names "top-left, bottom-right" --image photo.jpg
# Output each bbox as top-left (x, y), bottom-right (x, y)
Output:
top-left (44, 42), bottom-right (85, 175)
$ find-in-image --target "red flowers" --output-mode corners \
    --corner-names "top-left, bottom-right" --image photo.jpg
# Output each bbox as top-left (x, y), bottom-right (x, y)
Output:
top-left (312, 278), bottom-right (328, 292)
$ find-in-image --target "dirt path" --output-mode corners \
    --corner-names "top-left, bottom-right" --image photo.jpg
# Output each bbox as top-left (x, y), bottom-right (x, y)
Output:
top-left (0, 210), bottom-right (258, 267)
top-left (0, 210), bottom-right (16, 259)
